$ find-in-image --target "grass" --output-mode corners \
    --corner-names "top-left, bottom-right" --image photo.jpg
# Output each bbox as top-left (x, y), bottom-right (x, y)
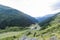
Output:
top-left (0, 30), bottom-right (28, 40)
top-left (24, 24), bottom-right (60, 40)
top-left (0, 29), bottom-right (60, 40)
top-left (0, 24), bottom-right (60, 40)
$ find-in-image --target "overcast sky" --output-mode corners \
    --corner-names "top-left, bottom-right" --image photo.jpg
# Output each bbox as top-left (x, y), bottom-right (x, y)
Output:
top-left (0, 0), bottom-right (60, 17)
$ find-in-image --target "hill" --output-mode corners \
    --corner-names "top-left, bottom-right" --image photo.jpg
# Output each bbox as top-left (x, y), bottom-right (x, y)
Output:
top-left (39, 12), bottom-right (60, 28)
top-left (0, 5), bottom-right (38, 29)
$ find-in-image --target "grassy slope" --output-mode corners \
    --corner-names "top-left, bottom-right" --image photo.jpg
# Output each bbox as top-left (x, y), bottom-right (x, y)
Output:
top-left (0, 30), bottom-right (28, 40)
top-left (26, 24), bottom-right (60, 40)
top-left (0, 24), bottom-right (60, 40)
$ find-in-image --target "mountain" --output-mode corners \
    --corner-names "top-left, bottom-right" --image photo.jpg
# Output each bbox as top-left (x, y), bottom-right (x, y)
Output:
top-left (0, 5), bottom-right (38, 29)
top-left (39, 12), bottom-right (60, 29)
top-left (45, 12), bottom-right (60, 26)
top-left (36, 14), bottom-right (55, 22)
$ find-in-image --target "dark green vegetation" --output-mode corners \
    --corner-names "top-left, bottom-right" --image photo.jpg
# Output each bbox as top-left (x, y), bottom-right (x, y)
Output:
top-left (0, 5), bottom-right (38, 29)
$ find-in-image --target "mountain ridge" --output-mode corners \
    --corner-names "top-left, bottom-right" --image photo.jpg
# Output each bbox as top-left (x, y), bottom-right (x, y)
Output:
top-left (0, 5), bottom-right (38, 29)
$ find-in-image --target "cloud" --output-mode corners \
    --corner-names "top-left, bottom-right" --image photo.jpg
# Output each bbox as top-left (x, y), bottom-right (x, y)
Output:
top-left (52, 0), bottom-right (60, 10)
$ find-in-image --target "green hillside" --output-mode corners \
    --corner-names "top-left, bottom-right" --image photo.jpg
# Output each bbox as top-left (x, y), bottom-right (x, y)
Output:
top-left (0, 5), bottom-right (38, 29)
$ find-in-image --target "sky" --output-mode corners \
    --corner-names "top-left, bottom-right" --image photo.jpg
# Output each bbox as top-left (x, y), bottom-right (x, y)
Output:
top-left (0, 0), bottom-right (60, 17)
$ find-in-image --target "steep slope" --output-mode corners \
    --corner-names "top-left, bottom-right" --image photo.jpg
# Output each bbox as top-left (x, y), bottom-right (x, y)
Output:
top-left (43, 13), bottom-right (60, 26)
top-left (0, 5), bottom-right (38, 29)
top-left (48, 13), bottom-right (60, 26)
top-left (39, 12), bottom-right (60, 29)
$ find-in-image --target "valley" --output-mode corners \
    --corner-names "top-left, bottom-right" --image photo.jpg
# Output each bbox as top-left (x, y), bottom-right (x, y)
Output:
top-left (0, 5), bottom-right (60, 40)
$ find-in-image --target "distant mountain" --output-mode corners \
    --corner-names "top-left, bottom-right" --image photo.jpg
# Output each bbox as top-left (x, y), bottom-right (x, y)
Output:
top-left (0, 5), bottom-right (38, 29)
top-left (36, 14), bottom-right (55, 22)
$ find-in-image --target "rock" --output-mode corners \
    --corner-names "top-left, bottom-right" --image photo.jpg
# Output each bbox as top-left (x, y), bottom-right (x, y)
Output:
top-left (20, 36), bottom-right (27, 40)
top-left (50, 36), bottom-right (57, 40)
top-left (30, 38), bottom-right (37, 40)
top-left (20, 36), bottom-right (37, 40)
